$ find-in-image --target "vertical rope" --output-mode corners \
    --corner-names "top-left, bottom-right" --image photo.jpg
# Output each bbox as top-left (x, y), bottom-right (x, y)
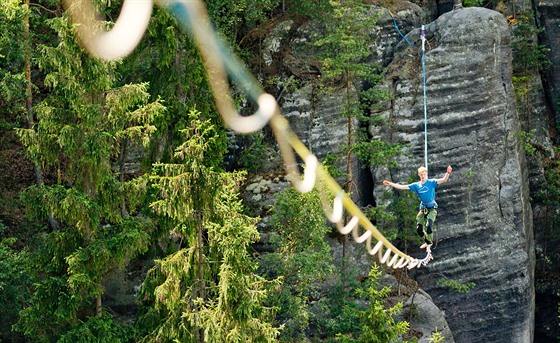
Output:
top-left (390, 10), bottom-right (428, 171)
top-left (421, 25), bottom-right (428, 171)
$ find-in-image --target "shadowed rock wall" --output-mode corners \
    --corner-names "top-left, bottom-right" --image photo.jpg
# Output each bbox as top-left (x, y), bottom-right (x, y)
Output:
top-left (536, 0), bottom-right (560, 127)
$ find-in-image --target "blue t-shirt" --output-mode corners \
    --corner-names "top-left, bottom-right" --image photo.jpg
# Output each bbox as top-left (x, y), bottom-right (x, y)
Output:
top-left (408, 179), bottom-right (438, 209)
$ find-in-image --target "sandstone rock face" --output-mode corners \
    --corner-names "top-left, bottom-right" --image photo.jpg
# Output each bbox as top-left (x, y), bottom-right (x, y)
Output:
top-left (243, 5), bottom-right (535, 343)
top-left (372, 8), bottom-right (534, 343)
top-left (401, 290), bottom-right (455, 343)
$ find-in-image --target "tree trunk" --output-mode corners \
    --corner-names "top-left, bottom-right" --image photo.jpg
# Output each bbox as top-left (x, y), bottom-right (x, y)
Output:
top-left (197, 216), bottom-right (205, 343)
top-left (23, 0), bottom-right (40, 185)
top-left (197, 214), bottom-right (205, 300)
top-left (96, 293), bottom-right (102, 317)
top-left (119, 139), bottom-right (129, 217)
top-left (195, 182), bottom-right (205, 343)
top-left (24, 0), bottom-right (59, 230)
top-left (343, 76), bottom-right (353, 260)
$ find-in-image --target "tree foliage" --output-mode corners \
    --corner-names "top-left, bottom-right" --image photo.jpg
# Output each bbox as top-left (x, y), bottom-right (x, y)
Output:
top-left (119, 6), bottom-right (219, 163)
top-left (511, 13), bottom-right (551, 117)
top-left (0, 1), bottom-right (445, 342)
top-left (259, 187), bottom-right (334, 341)
top-left (436, 278), bottom-right (476, 293)
top-left (314, 0), bottom-right (379, 84)
top-left (56, 314), bottom-right (132, 343)
top-left (512, 14), bottom-right (551, 77)
top-left (137, 109), bottom-right (279, 342)
top-left (206, 0), bottom-right (280, 43)
top-left (336, 264), bottom-right (409, 343)
top-left (314, 0), bottom-right (401, 174)
top-left (14, 10), bottom-right (163, 342)
top-left (0, 0), bottom-right (29, 119)
top-left (0, 222), bottom-right (33, 343)
top-left (281, 0), bottom-right (332, 19)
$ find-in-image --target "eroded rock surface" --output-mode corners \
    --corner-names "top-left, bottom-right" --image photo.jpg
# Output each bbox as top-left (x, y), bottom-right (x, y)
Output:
top-left (243, 5), bottom-right (535, 343)
top-left (372, 8), bottom-right (534, 343)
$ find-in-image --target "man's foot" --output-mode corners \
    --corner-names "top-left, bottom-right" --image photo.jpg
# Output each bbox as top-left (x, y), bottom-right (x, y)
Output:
top-left (420, 242), bottom-right (432, 250)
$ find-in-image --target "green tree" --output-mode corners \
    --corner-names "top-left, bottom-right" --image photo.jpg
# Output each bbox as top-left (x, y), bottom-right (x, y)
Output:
top-left (0, 0), bottom-right (28, 120)
top-left (0, 2), bottom-right (56, 340)
top-left (428, 328), bottom-right (445, 343)
top-left (206, 0), bottom-right (280, 44)
top-left (119, 0), bottom-right (279, 164)
top-left (314, 0), bottom-right (380, 86)
top-left (313, 0), bottom-right (401, 265)
top-left (314, 0), bottom-right (401, 174)
top-left (0, 221), bottom-right (34, 343)
top-left (137, 109), bottom-right (279, 342)
top-left (315, 0), bottom-right (401, 174)
top-left (511, 13), bottom-right (551, 124)
top-left (119, 0), bottom-right (284, 167)
top-left (259, 187), bottom-right (334, 341)
top-left (312, 261), bottom-right (363, 340)
top-left (118, 6), bottom-right (217, 163)
top-left (0, 0), bottom-right (59, 229)
top-left (14, 11), bottom-right (164, 342)
top-left (56, 314), bottom-right (132, 343)
top-left (535, 149), bottom-right (560, 272)
top-left (512, 14), bottom-right (551, 76)
top-left (336, 264), bottom-right (409, 343)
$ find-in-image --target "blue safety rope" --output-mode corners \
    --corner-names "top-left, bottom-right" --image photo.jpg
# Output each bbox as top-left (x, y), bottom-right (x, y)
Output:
top-left (389, 10), bottom-right (416, 47)
top-left (389, 10), bottom-right (429, 170)
top-left (420, 25), bottom-right (428, 171)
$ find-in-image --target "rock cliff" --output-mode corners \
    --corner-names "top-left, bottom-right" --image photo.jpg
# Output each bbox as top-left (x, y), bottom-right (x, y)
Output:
top-left (372, 8), bottom-right (534, 343)
top-left (243, 5), bottom-right (536, 343)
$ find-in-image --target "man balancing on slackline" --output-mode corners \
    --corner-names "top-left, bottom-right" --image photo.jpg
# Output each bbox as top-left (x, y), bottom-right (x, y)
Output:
top-left (383, 165), bottom-right (452, 250)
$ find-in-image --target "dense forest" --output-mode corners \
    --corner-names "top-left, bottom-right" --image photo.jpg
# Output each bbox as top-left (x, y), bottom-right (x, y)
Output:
top-left (1, 0), bottom-right (559, 342)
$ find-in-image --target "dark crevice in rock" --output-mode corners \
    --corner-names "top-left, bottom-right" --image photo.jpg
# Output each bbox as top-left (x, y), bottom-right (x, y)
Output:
top-left (533, 0), bottom-right (560, 143)
top-left (357, 160), bottom-right (375, 207)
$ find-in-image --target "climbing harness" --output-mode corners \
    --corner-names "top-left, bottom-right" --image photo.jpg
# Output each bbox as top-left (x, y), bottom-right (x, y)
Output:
top-left (421, 201), bottom-right (437, 209)
top-left (62, 0), bottom-right (434, 268)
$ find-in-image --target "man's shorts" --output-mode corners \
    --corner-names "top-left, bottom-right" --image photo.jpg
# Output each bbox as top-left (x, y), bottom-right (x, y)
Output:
top-left (416, 207), bottom-right (437, 225)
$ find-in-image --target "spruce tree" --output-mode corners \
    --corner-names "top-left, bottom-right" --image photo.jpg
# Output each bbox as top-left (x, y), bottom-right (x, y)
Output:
top-left (0, 221), bottom-right (33, 343)
top-left (0, 0), bottom-right (28, 120)
top-left (118, 6), bottom-right (220, 163)
top-left (137, 109), bottom-right (279, 342)
top-left (14, 11), bottom-right (164, 342)
top-left (335, 264), bottom-right (409, 343)
top-left (260, 187), bottom-right (334, 341)
top-left (119, 0), bottom-right (280, 162)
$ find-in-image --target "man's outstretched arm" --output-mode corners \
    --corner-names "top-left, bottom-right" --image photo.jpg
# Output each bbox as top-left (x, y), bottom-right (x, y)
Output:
top-left (436, 166), bottom-right (453, 184)
top-left (383, 180), bottom-right (410, 190)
